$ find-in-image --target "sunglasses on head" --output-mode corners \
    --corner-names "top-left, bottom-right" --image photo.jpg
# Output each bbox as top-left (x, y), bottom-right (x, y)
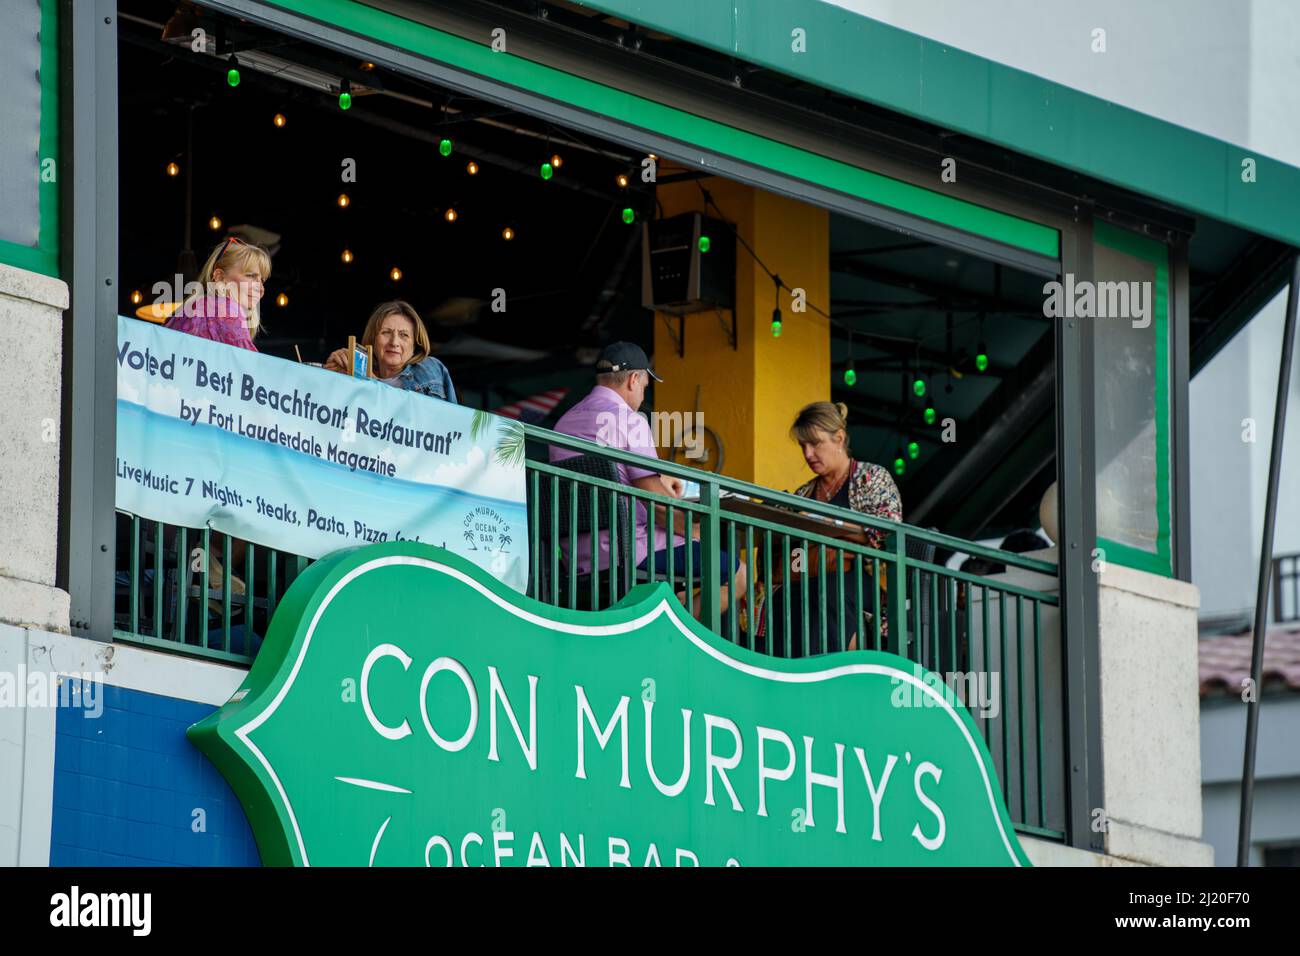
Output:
top-left (217, 235), bottom-right (247, 258)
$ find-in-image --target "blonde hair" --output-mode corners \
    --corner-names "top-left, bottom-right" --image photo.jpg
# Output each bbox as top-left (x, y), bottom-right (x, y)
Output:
top-left (185, 238), bottom-right (273, 338)
top-left (361, 300), bottom-right (432, 373)
top-left (790, 401), bottom-right (851, 454)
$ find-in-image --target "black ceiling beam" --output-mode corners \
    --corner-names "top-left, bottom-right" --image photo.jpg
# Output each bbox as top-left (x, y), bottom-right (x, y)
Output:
top-left (831, 256), bottom-right (1047, 318)
top-left (832, 329), bottom-right (1012, 378)
top-left (833, 242), bottom-right (931, 258)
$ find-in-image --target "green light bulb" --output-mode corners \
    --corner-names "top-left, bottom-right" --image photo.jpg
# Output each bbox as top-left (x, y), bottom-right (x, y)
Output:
top-left (540, 162), bottom-right (554, 180)
top-left (439, 138), bottom-right (453, 157)
top-left (913, 378), bottom-right (926, 397)
top-left (907, 441), bottom-right (920, 460)
top-left (698, 235), bottom-right (711, 253)
top-left (227, 67), bottom-right (240, 87)
top-left (975, 352), bottom-right (989, 372)
top-left (894, 457), bottom-right (906, 476)
top-left (621, 207), bottom-right (635, 224)
top-left (924, 406), bottom-right (936, 425)
top-left (338, 91), bottom-right (351, 110)
top-left (772, 318), bottom-right (782, 338)
top-left (844, 366), bottom-right (857, 387)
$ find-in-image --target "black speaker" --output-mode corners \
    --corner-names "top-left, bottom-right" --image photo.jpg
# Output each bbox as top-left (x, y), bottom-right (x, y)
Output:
top-left (641, 212), bottom-right (735, 313)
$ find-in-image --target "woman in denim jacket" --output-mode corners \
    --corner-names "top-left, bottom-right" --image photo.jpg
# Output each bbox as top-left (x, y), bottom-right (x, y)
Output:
top-left (325, 300), bottom-right (457, 403)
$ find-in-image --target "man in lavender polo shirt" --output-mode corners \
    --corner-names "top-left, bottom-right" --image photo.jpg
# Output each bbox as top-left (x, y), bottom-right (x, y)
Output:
top-left (551, 342), bottom-right (744, 618)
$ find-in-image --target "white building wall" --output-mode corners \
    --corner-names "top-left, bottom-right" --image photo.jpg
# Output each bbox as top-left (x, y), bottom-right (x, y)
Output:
top-left (0, 263), bottom-right (70, 634)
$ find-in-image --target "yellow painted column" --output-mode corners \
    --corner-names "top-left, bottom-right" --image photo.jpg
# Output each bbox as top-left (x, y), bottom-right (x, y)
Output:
top-left (652, 177), bottom-right (829, 492)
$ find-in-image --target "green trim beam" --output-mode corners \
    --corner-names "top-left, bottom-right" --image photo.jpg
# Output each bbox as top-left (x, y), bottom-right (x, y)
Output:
top-left (575, 0), bottom-right (1300, 250)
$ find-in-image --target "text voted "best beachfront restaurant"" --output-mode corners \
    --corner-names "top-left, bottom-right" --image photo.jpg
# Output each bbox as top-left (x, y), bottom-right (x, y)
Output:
top-left (6, 0), bottom-right (1300, 866)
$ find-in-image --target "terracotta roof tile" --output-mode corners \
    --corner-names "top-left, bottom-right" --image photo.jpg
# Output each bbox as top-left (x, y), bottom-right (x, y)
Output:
top-left (1199, 627), bottom-right (1300, 698)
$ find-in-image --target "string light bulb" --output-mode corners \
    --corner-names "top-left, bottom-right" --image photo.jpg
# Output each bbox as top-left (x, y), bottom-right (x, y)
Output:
top-left (616, 173), bottom-right (629, 188)
top-left (698, 235), bottom-right (711, 253)
top-left (338, 78), bottom-right (352, 110)
top-left (360, 61), bottom-right (376, 72)
top-left (208, 215), bottom-right (222, 231)
top-left (913, 375), bottom-right (927, 398)
top-left (165, 161), bottom-right (180, 177)
top-left (273, 113), bottom-right (286, 128)
top-left (341, 248), bottom-right (354, 264)
top-left (502, 226), bottom-right (515, 241)
top-left (894, 456), bottom-right (906, 477)
top-left (389, 266), bottom-right (402, 281)
top-left (975, 344), bottom-right (989, 373)
top-left (771, 276), bottom-right (783, 337)
top-left (550, 153), bottom-right (563, 169)
top-left (621, 207), bottom-right (635, 224)
top-left (130, 290), bottom-right (143, 305)
top-left (466, 161), bottom-right (479, 175)
top-left (924, 406), bottom-right (937, 425)
top-left (275, 292), bottom-right (288, 307)
top-left (540, 162), bottom-right (554, 181)
top-left (444, 207), bottom-right (458, 223)
top-left (226, 55), bottom-right (240, 87)
top-left (907, 440), bottom-right (920, 460)
top-left (337, 193), bottom-right (350, 208)
top-left (439, 138), bottom-right (453, 157)
top-left (844, 360), bottom-right (857, 387)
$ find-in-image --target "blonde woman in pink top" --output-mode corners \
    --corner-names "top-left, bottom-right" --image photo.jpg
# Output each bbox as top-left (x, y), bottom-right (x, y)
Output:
top-left (166, 236), bottom-right (270, 351)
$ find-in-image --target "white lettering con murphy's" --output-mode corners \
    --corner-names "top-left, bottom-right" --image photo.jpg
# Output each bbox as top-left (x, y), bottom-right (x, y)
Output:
top-left (356, 645), bottom-right (948, 865)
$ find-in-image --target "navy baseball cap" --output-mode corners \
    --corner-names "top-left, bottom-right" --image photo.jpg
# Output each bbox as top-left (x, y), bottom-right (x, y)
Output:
top-left (595, 342), bottom-right (662, 382)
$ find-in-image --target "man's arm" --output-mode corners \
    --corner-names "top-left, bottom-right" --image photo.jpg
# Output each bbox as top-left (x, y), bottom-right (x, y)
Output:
top-left (631, 474), bottom-right (696, 538)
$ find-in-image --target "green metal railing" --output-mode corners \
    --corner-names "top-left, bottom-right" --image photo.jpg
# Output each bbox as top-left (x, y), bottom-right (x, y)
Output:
top-left (112, 512), bottom-right (310, 666)
top-left (524, 426), bottom-right (1065, 839)
top-left (113, 421), bottom-right (1064, 838)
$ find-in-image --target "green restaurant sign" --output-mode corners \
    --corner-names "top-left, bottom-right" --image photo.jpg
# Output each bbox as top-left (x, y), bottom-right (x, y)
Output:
top-left (189, 542), bottom-right (1030, 866)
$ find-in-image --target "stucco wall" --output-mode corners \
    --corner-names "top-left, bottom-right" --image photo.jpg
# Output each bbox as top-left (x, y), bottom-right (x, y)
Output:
top-left (0, 262), bottom-right (70, 634)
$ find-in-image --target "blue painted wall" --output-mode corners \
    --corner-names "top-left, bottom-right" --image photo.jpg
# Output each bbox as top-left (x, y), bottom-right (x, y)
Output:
top-left (50, 680), bottom-right (261, 866)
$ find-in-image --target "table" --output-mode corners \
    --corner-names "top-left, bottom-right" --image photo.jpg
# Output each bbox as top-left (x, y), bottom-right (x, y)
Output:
top-left (718, 494), bottom-right (871, 545)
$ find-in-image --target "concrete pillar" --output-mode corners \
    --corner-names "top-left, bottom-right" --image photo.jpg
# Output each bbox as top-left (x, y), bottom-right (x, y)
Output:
top-left (0, 263), bottom-right (71, 633)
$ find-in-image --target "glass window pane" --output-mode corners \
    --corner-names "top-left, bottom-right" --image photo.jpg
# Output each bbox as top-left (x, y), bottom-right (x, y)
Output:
top-left (1092, 230), bottom-right (1172, 572)
top-left (0, 0), bottom-right (43, 248)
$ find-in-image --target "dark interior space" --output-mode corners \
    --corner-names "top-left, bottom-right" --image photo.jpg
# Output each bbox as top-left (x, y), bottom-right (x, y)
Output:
top-left (117, 0), bottom-right (1062, 543)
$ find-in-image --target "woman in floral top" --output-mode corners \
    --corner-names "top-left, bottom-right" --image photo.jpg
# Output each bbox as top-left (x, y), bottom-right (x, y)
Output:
top-left (755, 402), bottom-right (902, 656)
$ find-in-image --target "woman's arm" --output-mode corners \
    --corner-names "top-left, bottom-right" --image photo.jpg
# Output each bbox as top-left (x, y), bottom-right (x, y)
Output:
top-left (854, 464), bottom-right (903, 550)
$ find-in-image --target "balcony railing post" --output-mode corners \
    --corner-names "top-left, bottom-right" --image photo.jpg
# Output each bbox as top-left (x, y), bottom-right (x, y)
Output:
top-left (888, 527), bottom-right (908, 657)
top-left (698, 479), bottom-right (722, 635)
